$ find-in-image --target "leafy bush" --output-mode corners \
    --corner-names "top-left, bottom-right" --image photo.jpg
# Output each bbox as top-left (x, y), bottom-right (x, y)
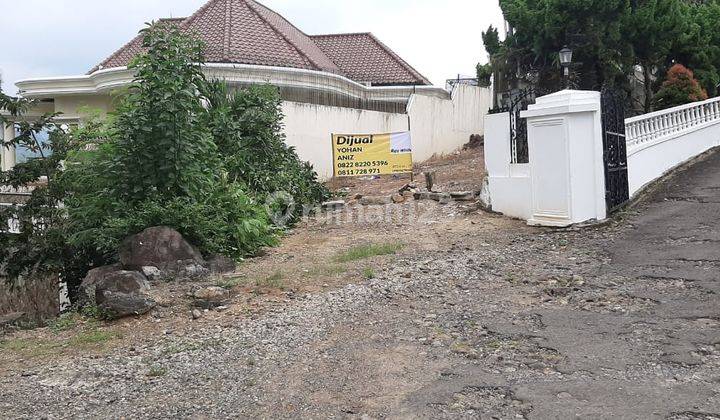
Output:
top-left (654, 64), bottom-right (709, 110)
top-left (202, 80), bottom-right (329, 221)
top-left (1, 23), bottom-right (326, 301)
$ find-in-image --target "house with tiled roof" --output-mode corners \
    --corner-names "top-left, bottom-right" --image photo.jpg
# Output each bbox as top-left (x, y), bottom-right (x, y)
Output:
top-left (5, 0), bottom-right (491, 179)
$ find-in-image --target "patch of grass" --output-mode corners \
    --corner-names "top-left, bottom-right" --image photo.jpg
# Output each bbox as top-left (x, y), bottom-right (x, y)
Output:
top-left (147, 365), bottom-right (168, 377)
top-left (255, 271), bottom-right (285, 289)
top-left (362, 267), bottom-right (376, 280)
top-left (334, 243), bottom-right (404, 263)
top-left (69, 329), bottom-right (121, 346)
top-left (47, 313), bottom-right (81, 333)
top-left (0, 338), bottom-right (60, 358)
top-left (0, 326), bottom-right (121, 359)
top-left (216, 276), bottom-right (247, 290)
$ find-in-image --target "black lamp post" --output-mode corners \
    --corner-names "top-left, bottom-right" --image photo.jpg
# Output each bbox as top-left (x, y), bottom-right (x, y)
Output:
top-left (559, 46), bottom-right (573, 89)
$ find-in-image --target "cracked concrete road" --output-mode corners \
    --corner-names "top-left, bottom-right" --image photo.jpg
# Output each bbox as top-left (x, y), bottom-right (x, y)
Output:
top-left (1, 150), bottom-right (719, 419)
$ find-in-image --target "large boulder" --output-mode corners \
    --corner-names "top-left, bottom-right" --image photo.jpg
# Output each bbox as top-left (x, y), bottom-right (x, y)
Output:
top-left (80, 266), bottom-right (155, 319)
top-left (119, 227), bottom-right (205, 271)
top-left (96, 291), bottom-right (156, 319)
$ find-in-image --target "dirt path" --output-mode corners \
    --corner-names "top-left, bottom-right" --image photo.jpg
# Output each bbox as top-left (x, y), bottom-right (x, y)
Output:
top-left (1, 149), bottom-right (719, 419)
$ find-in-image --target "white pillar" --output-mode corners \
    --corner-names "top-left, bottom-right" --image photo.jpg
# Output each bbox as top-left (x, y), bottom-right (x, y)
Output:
top-left (2, 122), bottom-right (16, 172)
top-left (521, 90), bottom-right (606, 227)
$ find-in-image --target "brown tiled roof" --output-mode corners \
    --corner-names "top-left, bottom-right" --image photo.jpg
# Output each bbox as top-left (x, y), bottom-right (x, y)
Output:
top-left (89, 0), bottom-right (430, 86)
top-left (312, 33), bottom-right (431, 86)
top-left (88, 18), bottom-right (182, 74)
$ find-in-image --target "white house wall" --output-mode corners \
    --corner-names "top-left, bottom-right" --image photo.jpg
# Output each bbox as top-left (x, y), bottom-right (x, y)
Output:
top-left (54, 95), bottom-right (115, 119)
top-left (483, 112), bottom-right (533, 220)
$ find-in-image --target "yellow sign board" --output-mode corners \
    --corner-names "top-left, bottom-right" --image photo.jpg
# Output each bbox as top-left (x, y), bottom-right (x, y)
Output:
top-left (332, 132), bottom-right (413, 177)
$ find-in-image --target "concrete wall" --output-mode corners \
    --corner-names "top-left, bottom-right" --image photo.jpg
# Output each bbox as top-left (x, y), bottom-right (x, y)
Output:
top-left (29, 85), bottom-right (492, 181)
top-left (485, 90), bottom-right (607, 226)
top-left (483, 112), bottom-right (533, 220)
top-left (54, 95), bottom-right (115, 119)
top-left (284, 85), bottom-right (491, 180)
top-left (408, 85), bottom-right (492, 163)
top-left (627, 115), bottom-right (720, 197)
top-left (282, 101), bottom-right (409, 179)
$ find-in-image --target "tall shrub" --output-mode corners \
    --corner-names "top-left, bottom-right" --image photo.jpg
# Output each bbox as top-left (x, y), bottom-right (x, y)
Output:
top-left (113, 25), bottom-right (219, 202)
top-left (202, 80), bottom-right (329, 223)
top-left (62, 24), bottom-right (276, 261)
top-left (2, 23), bottom-right (327, 300)
top-left (654, 64), bottom-right (709, 110)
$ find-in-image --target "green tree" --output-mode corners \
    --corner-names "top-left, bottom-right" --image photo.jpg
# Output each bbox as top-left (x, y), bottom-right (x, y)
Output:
top-left (496, 0), bottom-right (633, 91)
top-left (672, 2), bottom-right (720, 96)
top-left (113, 24), bottom-right (220, 203)
top-left (627, 0), bottom-right (688, 112)
top-left (201, 80), bottom-right (329, 222)
top-left (487, 0), bottom-right (720, 108)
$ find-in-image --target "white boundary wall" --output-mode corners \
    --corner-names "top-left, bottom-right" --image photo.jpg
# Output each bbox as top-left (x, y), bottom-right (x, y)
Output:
top-left (484, 112), bottom-right (532, 220)
top-left (625, 96), bottom-right (720, 196)
top-left (484, 90), bottom-right (606, 226)
top-left (485, 91), bottom-right (720, 227)
top-left (284, 84), bottom-right (492, 180)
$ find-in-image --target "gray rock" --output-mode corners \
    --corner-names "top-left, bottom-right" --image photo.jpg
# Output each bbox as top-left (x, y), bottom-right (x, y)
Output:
top-left (193, 286), bottom-right (230, 309)
top-left (417, 192), bottom-right (452, 204)
top-left (80, 266), bottom-right (155, 319)
top-left (81, 268), bottom-right (150, 296)
top-left (96, 291), bottom-right (156, 319)
top-left (119, 227), bottom-right (205, 271)
top-left (398, 183), bottom-right (417, 194)
top-left (424, 171), bottom-right (437, 191)
top-left (360, 196), bottom-right (393, 206)
top-left (191, 309), bottom-right (203, 320)
top-left (141, 266), bottom-right (163, 282)
top-left (81, 264), bottom-right (123, 289)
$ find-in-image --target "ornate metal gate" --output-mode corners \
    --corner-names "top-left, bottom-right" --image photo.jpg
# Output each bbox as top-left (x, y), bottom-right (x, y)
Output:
top-left (600, 88), bottom-right (630, 212)
top-left (489, 88), bottom-right (543, 164)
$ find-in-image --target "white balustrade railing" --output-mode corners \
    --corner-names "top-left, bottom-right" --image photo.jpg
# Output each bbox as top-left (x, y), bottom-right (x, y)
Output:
top-left (625, 96), bottom-right (720, 151)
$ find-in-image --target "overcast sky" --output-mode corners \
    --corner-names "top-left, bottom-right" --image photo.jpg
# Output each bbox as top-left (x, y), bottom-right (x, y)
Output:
top-left (0, 0), bottom-right (504, 93)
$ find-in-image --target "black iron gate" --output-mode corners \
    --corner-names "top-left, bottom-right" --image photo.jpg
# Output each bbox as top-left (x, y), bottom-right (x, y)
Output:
top-left (600, 88), bottom-right (630, 212)
top-left (489, 88), bottom-right (542, 164)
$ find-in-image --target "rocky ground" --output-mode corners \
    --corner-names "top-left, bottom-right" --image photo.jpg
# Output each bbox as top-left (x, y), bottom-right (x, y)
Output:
top-left (1, 148), bottom-right (719, 419)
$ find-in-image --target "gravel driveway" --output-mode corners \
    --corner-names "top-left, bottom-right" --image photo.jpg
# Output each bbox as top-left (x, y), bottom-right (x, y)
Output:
top-left (1, 151), bottom-right (719, 419)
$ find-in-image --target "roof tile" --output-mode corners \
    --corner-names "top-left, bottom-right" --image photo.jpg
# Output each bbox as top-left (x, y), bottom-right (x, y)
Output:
top-left (89, 0), bottom-right (430, 86)
top-left (312, 33), bottom-right (431, 86)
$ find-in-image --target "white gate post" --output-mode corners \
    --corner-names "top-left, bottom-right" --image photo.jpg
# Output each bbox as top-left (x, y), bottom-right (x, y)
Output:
top-left (521, 90), bottom-right (606, 226)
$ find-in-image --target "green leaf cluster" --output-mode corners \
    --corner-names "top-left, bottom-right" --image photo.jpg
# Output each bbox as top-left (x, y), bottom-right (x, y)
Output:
top-left (0, 23), bottom-right (326, 299)
top-left (482, 0), bottom-right (720, 110)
